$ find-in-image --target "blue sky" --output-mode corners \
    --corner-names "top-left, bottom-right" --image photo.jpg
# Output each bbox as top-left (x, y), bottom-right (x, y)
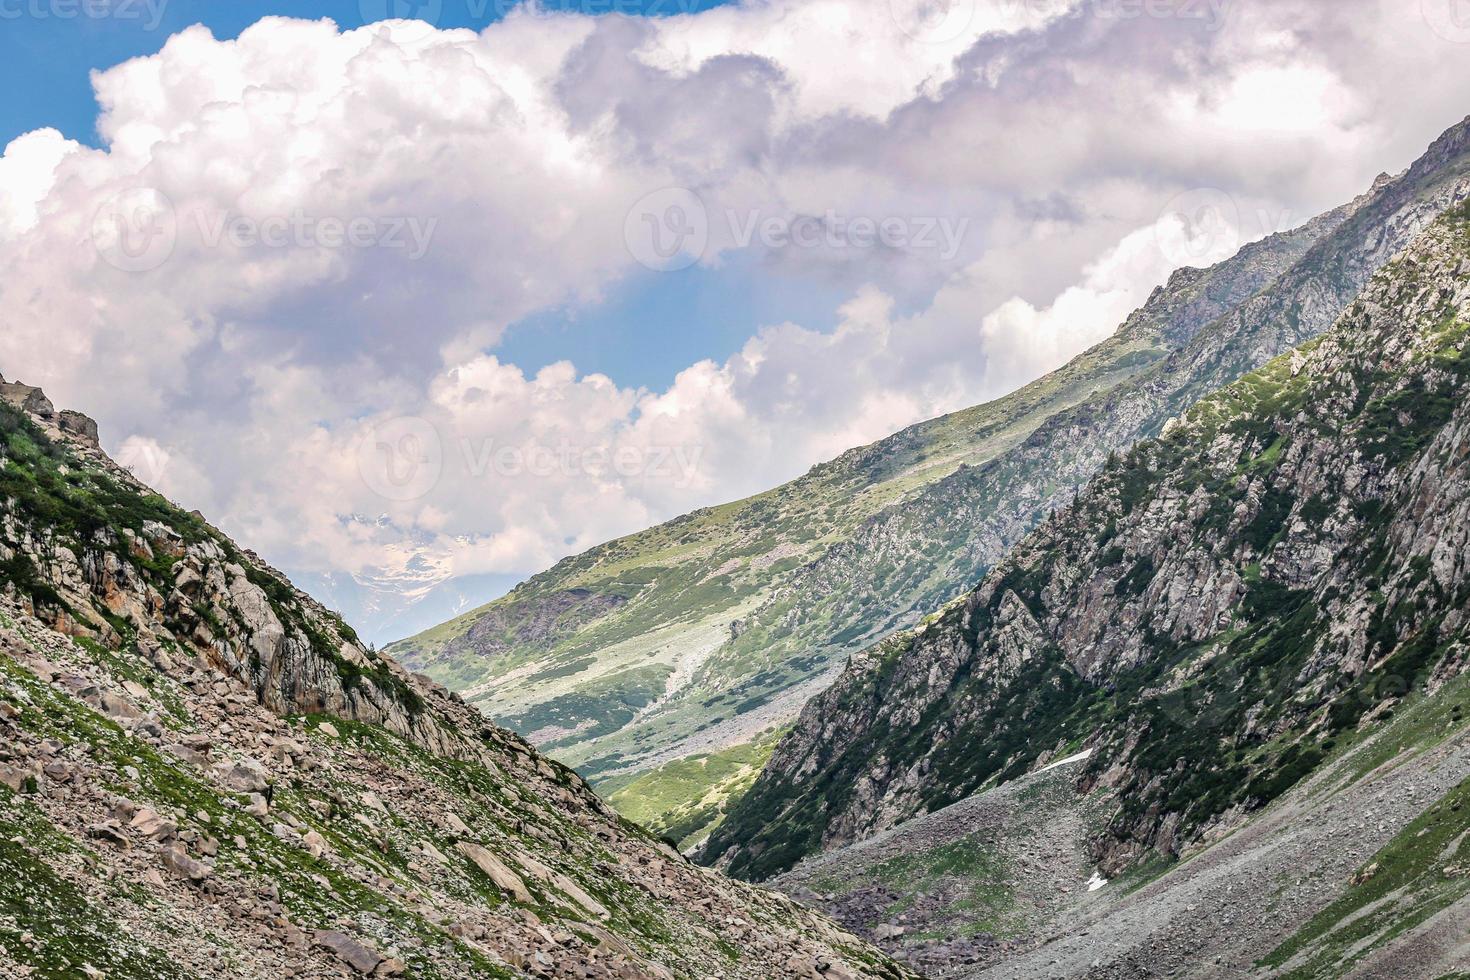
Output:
top-left (0, 0), bottom-right (779, 397)
top-left (0, 0), bottom-right (731, 147)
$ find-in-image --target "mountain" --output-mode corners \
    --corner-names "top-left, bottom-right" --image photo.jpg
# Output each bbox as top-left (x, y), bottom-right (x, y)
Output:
top-left (382, 177), bottom-right (1351, 777)
top-left (0, 379), bottom-right (909, 979)
top-left (391, 117), bottom-right (1470, 847)
top-left (703, 189), bottom-right (1470, 980)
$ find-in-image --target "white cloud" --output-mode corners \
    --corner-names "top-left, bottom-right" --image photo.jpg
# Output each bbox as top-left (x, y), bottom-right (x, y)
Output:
top-left (0, 0), bottom-right (1467, 640)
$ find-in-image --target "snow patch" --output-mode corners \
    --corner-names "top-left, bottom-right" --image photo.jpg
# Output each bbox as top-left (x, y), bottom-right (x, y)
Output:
top-left (1039, 748), bottom-right (1094, 773)
top-left (1087, 872), bottom-right (1109, 892)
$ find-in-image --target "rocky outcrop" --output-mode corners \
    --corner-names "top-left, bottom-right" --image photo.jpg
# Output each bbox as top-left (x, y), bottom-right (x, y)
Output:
top-left (0, 374), bottom-right (55, 419)
top-left (0, 382), bottom-right (910, 978)
top-left (397, 118), bottom-right (1470, 825)
top-left (707, 199), bottom-right (1470, 885)
top-left (692, 116), bottom-right (1470, 754)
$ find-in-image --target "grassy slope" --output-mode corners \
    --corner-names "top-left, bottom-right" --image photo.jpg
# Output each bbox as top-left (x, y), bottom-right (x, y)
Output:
top-left (390, 143), bottom-right (1392, 839)
top-left (604, 728), bottom-right (787, 852)
top-left (706, 202), bottom-right (1470, 883)
top-left (0, 400), bottom-right (909, 979)
top-left (390, 327), bottom-right (1163, 761)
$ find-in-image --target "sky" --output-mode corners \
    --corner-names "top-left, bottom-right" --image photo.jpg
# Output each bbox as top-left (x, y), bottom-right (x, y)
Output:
top-left (1, 0), bottom-right (1469, 643)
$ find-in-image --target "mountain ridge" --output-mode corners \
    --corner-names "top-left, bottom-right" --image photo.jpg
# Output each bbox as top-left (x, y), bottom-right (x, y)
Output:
top-left (387, 156), bottom-right (1373, 788)
top-left (0, 378), bottom-right (908, 978)
top-left (705, 194), bottom-right (1470, 898)
top-left (391, 117), bottom-right (1470, 850)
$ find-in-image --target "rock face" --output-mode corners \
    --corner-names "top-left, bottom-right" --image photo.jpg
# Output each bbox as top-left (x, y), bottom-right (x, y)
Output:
top-left (393, 117), bottom-right (1470, 838)
top-left (0, 376), bottom-right (55, 420)
top-left (708, 200), bottom-right (1470, 889)
top-left (0, 385), bottom-right (909, 978)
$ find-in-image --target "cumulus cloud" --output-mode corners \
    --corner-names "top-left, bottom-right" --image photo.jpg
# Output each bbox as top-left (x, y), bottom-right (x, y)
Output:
top-left (0, 0), bottom-right (1467, 640)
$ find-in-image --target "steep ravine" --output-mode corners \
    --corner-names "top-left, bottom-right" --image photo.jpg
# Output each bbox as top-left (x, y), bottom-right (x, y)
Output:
top-left (396, 119), bottom-right (1470, 849)
top-left (707, 199), bottom-right (1470, 900)
top-left (691, 115), bottom-right (1470, 759)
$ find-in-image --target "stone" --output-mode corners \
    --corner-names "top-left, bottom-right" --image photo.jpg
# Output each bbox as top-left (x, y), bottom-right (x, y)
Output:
top-left (85, 823), bottom-right (130, 849)
top-left (130, 809), bottom-right (177, 840)
top-left (317, 722), bottom-right (340, 739)
top-left (313, 931), bottom-right (383, 974)
top-left (456, 842), bottom-right (532, 903)
top-left (159, 846), bottom-right (212, 883)
top-left (95, 691), bottom-right (141, 721)
top-left (302, 830), bottom-right (330, 860)
top-left (0, 763), bottom-right (27, 793)
top-left (56, 410), bottom-right (100, 447)
top-left (514, 852), bottom-right (609, 920)
top-left (212, 759), bottom-right (270, 795)
top-left (163, 743), bottom-right (208, 767)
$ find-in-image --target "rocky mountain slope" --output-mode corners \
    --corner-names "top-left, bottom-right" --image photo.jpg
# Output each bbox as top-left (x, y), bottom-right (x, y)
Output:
top-left (705, 198), bottom-right (1470, 899)
top-left (0, 380), bottom-right (909, 979)
top-left (771, 665), bottom-right (1470, 977)
top-left (388, 158), bottom-right (1363, 802)
top-left (770, 751), bottom-right (1110, 978)
top-left (393, 117), bottom-right (1470, 847)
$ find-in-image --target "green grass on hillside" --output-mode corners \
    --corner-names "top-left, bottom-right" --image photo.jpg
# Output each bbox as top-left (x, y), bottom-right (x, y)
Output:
top-left (607, 731), bottom-right (785, 850)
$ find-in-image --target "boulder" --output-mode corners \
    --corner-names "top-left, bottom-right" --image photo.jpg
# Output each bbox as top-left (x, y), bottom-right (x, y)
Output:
top-left (212, 759), bottom-right (270, 794)
top-left (313, 930), bottom-right (383, 974)
top-left (129, 809), bottom-right (177, 840)
top-left (57, 410), bottom-right (100, 447)
top-left (456, 842), bottom-right (532, 903)
top-left (159, 846), bottom-right (212, 883)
